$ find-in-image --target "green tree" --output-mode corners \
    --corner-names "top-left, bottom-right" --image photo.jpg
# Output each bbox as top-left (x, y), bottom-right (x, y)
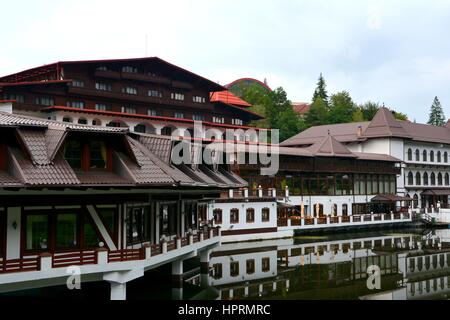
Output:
top-left (327, 91), bottom-right (356, 124)
top-left (312, 73), bottom-right (329, 107)
top-left (427, 96), bottom-right (446, 126)
top-left (359, 101), bottom-right (381, 121)
top-left (393, 111), bottom-right (408, 121)
top-left (305, 97), bottom-right (328, 127)
top-left (352, 108), bottom-right (365, 122)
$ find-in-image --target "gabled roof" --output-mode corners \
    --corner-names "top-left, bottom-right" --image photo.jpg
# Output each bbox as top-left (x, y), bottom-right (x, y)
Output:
top-left (363, 107), bottom-right (411, 139)
top-left (210, 91), bottom-right (252, 107)
top-left (307, 135), bottom-right (356, 158)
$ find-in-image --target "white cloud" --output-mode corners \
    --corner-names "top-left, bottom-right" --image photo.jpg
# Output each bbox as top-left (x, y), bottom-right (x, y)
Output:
top-left (366, 5), bottom-right (383, 30)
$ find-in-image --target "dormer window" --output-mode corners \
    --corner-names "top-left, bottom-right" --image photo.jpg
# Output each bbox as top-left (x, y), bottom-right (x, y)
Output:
top-left (64, 138), bottom-right (112, 171)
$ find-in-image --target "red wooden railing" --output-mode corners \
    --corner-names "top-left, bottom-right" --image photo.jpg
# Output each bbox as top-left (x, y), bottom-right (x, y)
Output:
top-left (52, 251), bottom-right (97, 268)
top-left (108, 249), bottom-right (143, 263)
top-left (0, 256), bottom-right (40, 274)
top-left (342, 216), bottom-right (351, 223)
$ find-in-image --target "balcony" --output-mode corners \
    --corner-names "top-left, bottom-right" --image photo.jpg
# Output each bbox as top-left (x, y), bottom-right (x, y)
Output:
top-left (0, 227), bottom-right (220, 278)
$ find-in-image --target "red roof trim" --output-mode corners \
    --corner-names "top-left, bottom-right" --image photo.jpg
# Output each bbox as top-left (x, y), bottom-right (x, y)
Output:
top-left (210, 91), bottom-right (252, 107)
top-left (42, 106), bottom-right (269, 131)
top-left (0, 79), bottom-right (71, 87)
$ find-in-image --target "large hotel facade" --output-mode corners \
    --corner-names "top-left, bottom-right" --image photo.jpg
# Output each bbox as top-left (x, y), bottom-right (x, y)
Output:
top-left (0, 56), bottom-right (447, 299)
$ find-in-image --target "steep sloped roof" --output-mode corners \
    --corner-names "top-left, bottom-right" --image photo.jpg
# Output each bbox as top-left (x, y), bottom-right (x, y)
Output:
top-left (362, 107), bottom-right (411, 139)
top-left (307, 135), bottom-right (357, 158)
top-left (210, 91), bottom-right (252, 107)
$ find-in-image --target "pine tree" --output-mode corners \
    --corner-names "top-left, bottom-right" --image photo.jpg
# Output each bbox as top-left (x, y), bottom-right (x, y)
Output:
top-left (312, 73), bottom-right (329, 108)
top-left (427, 96), bottom-right (446, 126)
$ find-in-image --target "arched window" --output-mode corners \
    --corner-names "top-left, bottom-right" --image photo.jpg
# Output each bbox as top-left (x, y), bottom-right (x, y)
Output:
top-left (92, 119), bottom-right (102, 126)
top-left (415, 149), bottom-right (420, 161)
top-left (342, 204), bottom-right (348, 216)
top-left (416, 172), bottom-right (421, 185)
top-left (431, 172), bottom-right (436, 186)
top-left (332, 204), bottom-right (338, 216)
top-left (213, 209), bottom-right (222, 224)
top-left (230, 208), bottom-right (239, 224)
top-left (313, 204), bottom-right (324, 217)
top-left (246, 208), bottom-right (255, 223)
top-left (423, 150), bottom-right (428, 162)
top-left (408, 172), bottom-right (414, 185)
top-left (262, 208), bottom-right (270, 222)
top-left (430, 151), bottom-right (435, 162)
top-left (438, 173), bottom-right (443, 185)
top-left (423, 172), bottom-right (429, 185)
top-left (437, 151), bottom-right (442, 163)
top-left (161, 126), bottom-right (173, 136)
top-left (407, 148), bottom-right (413, 161)
top-left (445, 152), bottom-right (448, 163)
top-left (446, 173), bottom-right (450, 186)
top-left (413, 194), bottom-right (419, 208)
top-left (78, 118), bottom-right (88, 125)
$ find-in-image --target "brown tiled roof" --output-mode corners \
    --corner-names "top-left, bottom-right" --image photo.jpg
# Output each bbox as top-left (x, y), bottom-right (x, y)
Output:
top-left (137, 134), bottom-right (173, 163)
top-left (307, 135), bottom-right (356, 158)
top-left (17, 129), bottom-right (50, 165)
top-left (363, 107), bottom-right (411, 139)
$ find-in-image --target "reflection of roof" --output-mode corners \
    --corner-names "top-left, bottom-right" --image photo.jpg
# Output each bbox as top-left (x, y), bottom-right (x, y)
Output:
top-left (210, 91), bottom-right (252, 107)
top-left (421, 189), bottom-right (450, 196)
top-left (371, 194), bottom-right (413, 202)
top-left (225, 78), bottom-right (272, 91)
top-left (282, 107), bottom-right (450, 146)
top-left (292, 102), bottom-right (310, 114)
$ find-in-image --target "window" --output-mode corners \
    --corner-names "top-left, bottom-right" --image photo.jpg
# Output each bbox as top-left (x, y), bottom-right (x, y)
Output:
top-left (161, 126), bottom-right (173, 136)
top-left (56, 213), bottom-right (78, 249)
top-left (430, 151), bottom-right (435, 162)
top-left (95, 82), bottom-right (112, 91)
top-left (230, 208), bottom-right (239, 224)
top-left (415, 149), bottom-right (420, 161)
top-left (413, 194), bottom-right (419, 208)
top-left (232, 119), bottom-right (243, 126)
top-left (63, 117), bottom-right (72, 123)
top-left (438, 151), bottom-right (442, 163)
top-left (342, 204), bottom-right (348, 216)
top-left (192, 114), bottom-right (205, 121)
top-left (213, 209), bottom-right (222, 224)
top-left (159, 203), bottom-right (178, 237)
top-left (407, 148), bottom-right (412, 161)
top-left (192, 96), bottom-right (206, 103)
top-left (96, 66), bottom-right (108, 71)
top-left (134, 124), bottom-right (146, 133)
top-left (4, 93), bottom-right (25, 103)
top-left (246, 259), bottom-right (255, 274)
top-left (24, 214), bottom-right (49, 251)
top-left (230, 261), bottom-right (239, 277)
top-left (148, 90), bottom-right (162, 98)
top-left (262, 208), bottom-right (270, 222)
top-left (126, 206), bottom-right (150, 244)
top-left (423, 172), bottom-right (429, 185)
top-left (445, 152), bottom-right (449, 163)
top-left (446, 173), bottom-right (450, 185)
top-left (438, 173), bottom-right (443, 185)
top-left (423, 150), bottom-right (428, 162)
top-left (35, 96), bottom-right (54, 106)
top-left (430, 172), bottom-right (436, 186)
top-left (78, 118), bottom-right (88, 125)
top-left (171, 93), bottom-right (185, 101)
top-left (95, 103), bottom-right (112, 111)
top-left (262, 257), bottom-right (270, 272)
top-left (174, 112), bottom-right (184, 119)
top-left (72, 80), bottom-right (85, 88)
top-left (213, 117), bottom-right (225, 124)
top-left (416, 172), bottom-right (421, 185)
top-left (211, 263), bottom-right (223, 279)
top-left (121, 106), bottom-right (136, 114)
top-left (66, 101), bottom-right (85, 109)
top-left (122, 86), bottom-right (138, 95)
top-left (246, 208), bottom-right (255, 223)
top-left (408, 172), bottom-right (414, 185)
top-left (64, 140), bottom-right (82, 169)
top-left (89, 141), bottom-right (108, 169)
top-left (122, 66), bottom-right (138, 73)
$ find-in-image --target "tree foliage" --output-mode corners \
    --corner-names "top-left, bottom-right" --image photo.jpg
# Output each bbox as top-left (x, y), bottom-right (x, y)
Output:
top-left (427, 96), bottom-right (446, 126)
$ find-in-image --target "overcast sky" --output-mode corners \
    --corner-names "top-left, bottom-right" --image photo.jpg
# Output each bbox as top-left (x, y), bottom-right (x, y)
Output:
top-left (1, 0), bottom-right (449, 123)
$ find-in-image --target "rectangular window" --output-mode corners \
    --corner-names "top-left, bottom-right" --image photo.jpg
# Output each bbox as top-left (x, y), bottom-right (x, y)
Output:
top-left (35, 96), bottom-right (54, 106)
top-left (89, 141), bottom-right (108, 169)
top-left (174, 112), bottom-right (184, 119)
top-left (72, 80), bottom-right (85, 88)
top-left (147, 109), bottom-right (158, 116)
top-left (192, 96), bottom-right (206, 103)
top-left (262, 257), bottom-right (270, 272)
top-left (232, 119), bottom-right (243, 126)
top-left (122, 66), bottom-right (138, 73)
top-left (192, 114), bottom-right (205, 121)
top-left (126, 206), bottom-right (150, 244)
top-left (262, 208), bottom-right (270, 222)
top-left (122, 86), bottom-right (138, 95)
top-left (64, 140), bottom-right (82, 169)
top-left (95, 103), bottom-right (112, 111)
top-left (211, 263), bottom-right (223, 279)
top-left (230, 209), bottom-right (239, 224)
top-left (66, 101), bottom-right (85, 109)
top-left (95, 82), bottom-right (112, 91)
top-left (246, 208), bottom-right (255, 223)
top-left (213, 209), bottom-right (222, 224)
top-left (213, 117), bottom-right (225, 124)
top-left (246, 259), bottom-right (255, 274)
top-left (96, 66), bottom-right (108, 71)
top-left (56, 213), bottom-right (78, 249)
top-left (230, 261), bottom-right (239, 277)
top-left (25, 214), bottom-right (49, 251)
top-left (121, 106), bottom-right (137, 114)
top-left (148, 90), bottom-right (162, 98)
top-left (4, 93), bottom-right (25, 103)
top-left (171, 93), bottom-right (185, 101)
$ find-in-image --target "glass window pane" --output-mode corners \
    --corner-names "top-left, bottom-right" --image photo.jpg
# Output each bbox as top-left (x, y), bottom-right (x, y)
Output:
top-left (26, 215), bottom-right (49, 251)
top-left (84, 218), bottom-right (101, 248)
top-left (90, 141), bottom-right (107, 169)
top-left (56, 214), bottom-right (78, 249)
top-left (64, 140), bottom-right (82, 168)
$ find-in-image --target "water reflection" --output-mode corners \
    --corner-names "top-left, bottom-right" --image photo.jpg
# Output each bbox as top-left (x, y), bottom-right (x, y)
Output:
top-left (186, 229), bottom-right (450, 300)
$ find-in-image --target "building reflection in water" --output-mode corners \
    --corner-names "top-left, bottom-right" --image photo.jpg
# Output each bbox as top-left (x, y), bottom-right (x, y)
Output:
top-left (185, 229), bottom-right (450, 300)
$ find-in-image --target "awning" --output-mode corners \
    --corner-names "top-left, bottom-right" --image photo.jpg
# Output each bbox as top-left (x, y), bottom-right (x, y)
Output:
top-left (371, 194), bottom-right (412, 202)
top-left (421, 189), bottom-right (450, 196)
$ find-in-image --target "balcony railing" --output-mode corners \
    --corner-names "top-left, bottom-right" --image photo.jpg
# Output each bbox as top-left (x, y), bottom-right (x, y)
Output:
top-left (0, 227), bottom-right (221, 276)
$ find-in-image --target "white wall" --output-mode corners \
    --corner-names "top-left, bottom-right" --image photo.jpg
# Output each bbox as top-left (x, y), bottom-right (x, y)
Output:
top-left (287, 195), bottom-right (372, 216)
top-left (6, 207), bottom-right (21, 260)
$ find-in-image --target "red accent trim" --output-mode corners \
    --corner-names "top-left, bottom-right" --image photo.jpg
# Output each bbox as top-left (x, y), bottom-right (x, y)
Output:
top-left (0, 80), bottom-right (71, 87)
top-left (210, 91), bottom-right (252, 107)
top-left (42, 106), bottom-right (269, 131)
top-left (0, 100), bottom-right (16, 103)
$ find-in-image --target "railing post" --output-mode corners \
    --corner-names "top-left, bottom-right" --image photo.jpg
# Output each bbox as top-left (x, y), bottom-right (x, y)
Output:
top-left (189, 233), bottom-right (194, 245)
top-left (209, 228), bottom-right (214, 239)
top-left (326, 216), bottom-right (330, 225)
top-left (142, 244), bottom-right (151, 259)
top-left (176, 237), bottom-right (182, 249)
top-left (391, 211), bottom-right (394, 220)
top-left (285, 186), bottom-right (289, 198)
top-left (39, 253), bottom-right (52, 271)
top-left (351, 215), bottom-right (354, 223)
top-left (258, 185), bottom-right (263, 198)
top-left (287, 219), bottom-right (291, 227)
top-left (200, 232), bottom-right (204, 242)
top-left (244, 188), bottom-right (249, 198)
top-left (229, 189), bottom-right (234, 198)
top-left (272, 188), bottom-right (277, 198)
top-left (300, 218), bottom-right (304, 227)
top-left (162, 240), bottom-right (168, 254)
top-left (382, 214), bottom-right (385, 222)
top-left (96, 248), bottom-right (109, 264)
top-left (313, 217), bottom-right (317, 226)
top-left (400, 213), bottom-right (404, 220)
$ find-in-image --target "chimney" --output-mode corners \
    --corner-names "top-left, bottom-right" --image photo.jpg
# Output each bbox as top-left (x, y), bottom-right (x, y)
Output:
top-left (357, 126), bottom-right (363, 138)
